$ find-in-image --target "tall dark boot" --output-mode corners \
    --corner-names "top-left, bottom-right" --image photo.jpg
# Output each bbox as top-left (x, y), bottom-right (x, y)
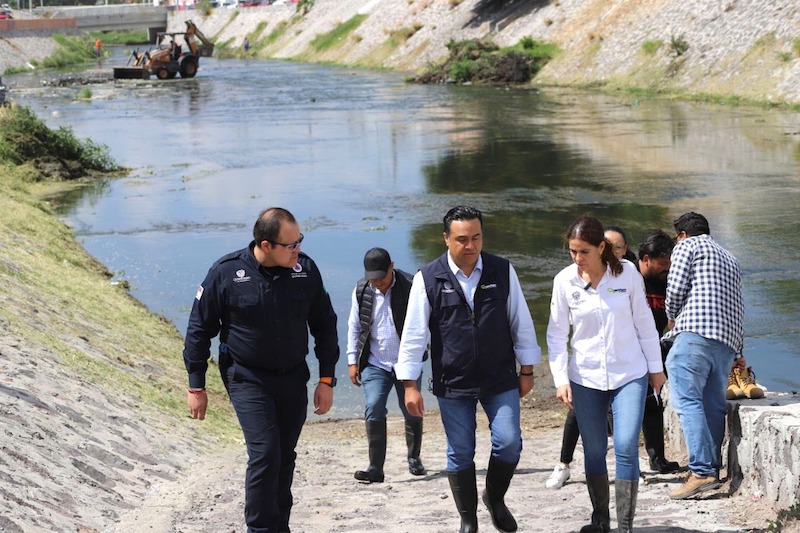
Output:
top-left (615, 479), bottom-right (638, 533)
top-left (482, 457), bottom-right (518, 532)
top-left (448, 466), bottom-right (479, 533)
top-left (354, 420), bottom-right (386, 483)
top-left (405, 418), bottom-right (426, 475)
top-left (580, 474), bottom-right (611, 533)
top-left (642, 393), bottom-right (680, 474)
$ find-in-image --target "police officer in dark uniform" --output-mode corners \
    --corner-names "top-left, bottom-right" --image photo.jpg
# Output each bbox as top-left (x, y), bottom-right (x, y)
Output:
top-left (183, 207), bottom-right (339, 533)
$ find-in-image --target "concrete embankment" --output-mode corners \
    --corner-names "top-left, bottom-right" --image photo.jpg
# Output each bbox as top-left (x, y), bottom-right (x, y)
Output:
top-left (5, 0), bottom-right (800, 105)
top-left (168, 0), bottom-right (800, 105)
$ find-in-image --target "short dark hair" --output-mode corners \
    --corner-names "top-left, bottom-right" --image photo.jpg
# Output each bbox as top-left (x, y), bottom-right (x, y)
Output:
top-left (637, 229), bottom-right (674, 260)
top-left (673, 212), bottom-right (710, 237)
top-left (443, 205), bottom-right (483, 235)
top-left (253, 207), bottom-right (296, 244)
top-left (566, 215), bottom-right (622, 276)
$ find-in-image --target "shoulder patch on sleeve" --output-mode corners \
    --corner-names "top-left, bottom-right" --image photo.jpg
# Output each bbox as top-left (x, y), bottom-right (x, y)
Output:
top-left (195, 285), bottom-right (204, 301)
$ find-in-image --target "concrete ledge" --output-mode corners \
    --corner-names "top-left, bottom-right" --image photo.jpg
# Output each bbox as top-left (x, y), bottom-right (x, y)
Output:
top-left (664, 384), bottom-right (800, 511)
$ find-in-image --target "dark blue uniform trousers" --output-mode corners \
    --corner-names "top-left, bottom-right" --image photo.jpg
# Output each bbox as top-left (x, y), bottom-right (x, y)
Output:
top-left (221, 361), bottom-right (309, 533)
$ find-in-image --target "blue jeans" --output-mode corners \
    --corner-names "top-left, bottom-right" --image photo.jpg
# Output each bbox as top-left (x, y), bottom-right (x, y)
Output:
top-left (665, 331), bottom-right (735, 477)
top-left (437, 388), bottom-right (522, 471)
top-left (572, 374), bottom-right (647, 481)
top-left (361, 364), bottom-right (420, 422)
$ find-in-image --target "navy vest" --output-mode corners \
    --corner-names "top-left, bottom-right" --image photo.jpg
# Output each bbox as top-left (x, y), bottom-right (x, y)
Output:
top-left (421, 252), bottom-right (517, 398)
top-left (354, 269), bottom-right (414, 372)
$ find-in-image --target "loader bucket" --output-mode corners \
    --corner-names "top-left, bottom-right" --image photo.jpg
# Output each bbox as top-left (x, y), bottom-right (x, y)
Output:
top-left (114, 67), bottom-right (150, 80)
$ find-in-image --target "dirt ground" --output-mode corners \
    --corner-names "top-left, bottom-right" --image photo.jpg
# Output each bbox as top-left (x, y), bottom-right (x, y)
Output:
top-left (112, 379), bottom-right (783, 533)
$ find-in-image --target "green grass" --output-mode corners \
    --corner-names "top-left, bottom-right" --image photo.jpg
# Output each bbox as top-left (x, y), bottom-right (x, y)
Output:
top-left (87, 30), bottom-right (148, 46)
top-left (310, 14), bottom-right (367, 52)
top-left (0, 105), bottom-right (240, 442)
top-left (0, 105), bottom-right (116, 174)
top-left (642, 39), bottom-right (663, 55)
top-left (413, 37), bottom-right (558, 84)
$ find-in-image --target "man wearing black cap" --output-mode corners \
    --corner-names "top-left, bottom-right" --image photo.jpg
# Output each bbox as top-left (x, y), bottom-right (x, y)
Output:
top-left (346, 247), bottom-right (426, 483)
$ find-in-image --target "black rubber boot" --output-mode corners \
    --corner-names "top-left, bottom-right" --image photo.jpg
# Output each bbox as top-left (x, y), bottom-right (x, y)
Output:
top-left (354, 420), bottom-right (386, 483)
top-left (405, 418), bottom-right (426, 475)
top-left (642, 393), bottom-right (680, 474)
top-left (448, 466), bottom-right (479, 533)
top-left (615, 479), bottom-right (638, 533)
top-left (580, 474), bottom-right (611, 533)
top-left (482, 457), bottom-right (518, 532)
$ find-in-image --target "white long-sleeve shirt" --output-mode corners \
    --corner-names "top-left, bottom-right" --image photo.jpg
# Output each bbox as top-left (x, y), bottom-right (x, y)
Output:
top-left (546, 260), bottom-right (663, 390)
top-left (345, 276), bottom-right (401, 372)
top-left (395, 253), bottom-right (541, 381)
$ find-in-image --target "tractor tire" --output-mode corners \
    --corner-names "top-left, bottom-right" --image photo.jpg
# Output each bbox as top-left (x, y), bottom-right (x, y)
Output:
top-left (179, 56), bottom-right (198, 78)
top-left (156, 68), bottom-right (170, 80)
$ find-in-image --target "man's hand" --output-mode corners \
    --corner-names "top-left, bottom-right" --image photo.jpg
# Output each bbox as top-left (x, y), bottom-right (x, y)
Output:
top-left (348, 364), bottom-right (361, 386)
top-left (556, 384), bottom-right (573, 409)
top-left (518, 365), bottom-right (534, 398)
top-left (649, 371), bottom-right (667, 396)
top-left (313, 383), bottom-right (334, 415)
top-left (732, 357), bottom-right (746, 370)
top-left (187, 391), bottom-right (208, 420)
top-left (403, 381), bottom-right (424, 417)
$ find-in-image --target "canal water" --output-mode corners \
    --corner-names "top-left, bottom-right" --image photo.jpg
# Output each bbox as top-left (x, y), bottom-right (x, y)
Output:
top-left (12, 52), bottom-right (800, 418)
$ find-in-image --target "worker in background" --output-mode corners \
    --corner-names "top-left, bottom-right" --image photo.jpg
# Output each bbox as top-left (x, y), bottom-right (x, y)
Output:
top-left (95, 38), bottom-right (102, 58)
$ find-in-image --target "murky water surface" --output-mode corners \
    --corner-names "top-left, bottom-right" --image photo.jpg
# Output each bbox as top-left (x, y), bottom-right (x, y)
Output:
top-left (12, 52), bottom-right (800, 416)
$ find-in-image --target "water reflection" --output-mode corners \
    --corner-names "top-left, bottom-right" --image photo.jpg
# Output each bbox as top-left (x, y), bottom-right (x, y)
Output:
top-left (11, 58), bottom-right (799, 417)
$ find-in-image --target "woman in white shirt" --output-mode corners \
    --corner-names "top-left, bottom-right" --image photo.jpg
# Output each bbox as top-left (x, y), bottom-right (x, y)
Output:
top-left (547, 215), bottom-right (666, 533)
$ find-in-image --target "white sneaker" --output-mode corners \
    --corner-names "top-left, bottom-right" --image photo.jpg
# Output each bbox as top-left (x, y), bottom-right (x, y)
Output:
top-left (545, 464), bottom-right (570, 489)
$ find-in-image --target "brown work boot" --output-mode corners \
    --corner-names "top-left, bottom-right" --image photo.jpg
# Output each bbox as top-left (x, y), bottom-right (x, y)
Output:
top-left (669, 473), bottom-right (721, 500)
top-left (726, 369), bottom-right (744, 400)
top-left (735, 367), bottom-right (764, 399)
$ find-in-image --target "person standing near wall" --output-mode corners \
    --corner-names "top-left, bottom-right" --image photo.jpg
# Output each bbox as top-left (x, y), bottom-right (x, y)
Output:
top-left (663, 212), bottom-right (744, 500)
top-left (95, 38), bottom-right (102, 58)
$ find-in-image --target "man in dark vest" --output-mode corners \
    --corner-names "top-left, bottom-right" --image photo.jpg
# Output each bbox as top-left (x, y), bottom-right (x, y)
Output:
top-left (346, 247), bottom-right (426, 483)
top-left (395, 206), bottom-right (542, 533)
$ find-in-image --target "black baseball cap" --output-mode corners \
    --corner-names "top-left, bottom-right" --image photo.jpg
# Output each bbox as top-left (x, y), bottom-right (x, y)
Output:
top-left (364, 247), bottom-right (391, 280)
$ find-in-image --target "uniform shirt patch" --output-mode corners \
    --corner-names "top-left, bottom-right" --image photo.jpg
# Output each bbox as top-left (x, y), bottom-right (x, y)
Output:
top-left (293, 263), bottom-right (302, 272)
top-left (607, 288), bottom-right (627, 293)
top-left (195, 285), bottom-right (204, 300)
top-left (480, 283), bottom-right (497, 290)
top-left (234, 269), bottom-right (251, 283)
top-left (442, 281), bottom-right (455, 294)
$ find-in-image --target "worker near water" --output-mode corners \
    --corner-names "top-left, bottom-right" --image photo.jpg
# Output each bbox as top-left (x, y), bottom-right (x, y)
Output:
top-left (347, 247), bottom-right (426, 483)
top-left (183, 207), bottom-right (340, 533)
top-left (395, 205), bottom-right (541, 533)
top-left (95, 38), bottom-right (102, 58)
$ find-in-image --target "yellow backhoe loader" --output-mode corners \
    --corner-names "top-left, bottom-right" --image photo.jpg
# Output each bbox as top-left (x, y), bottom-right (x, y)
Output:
top-left (114, 20), bottom-right (214, 80)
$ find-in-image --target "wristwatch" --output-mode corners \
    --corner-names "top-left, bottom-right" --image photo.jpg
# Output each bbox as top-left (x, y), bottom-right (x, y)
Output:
top-left (319, 376), bottom-right (337, 387)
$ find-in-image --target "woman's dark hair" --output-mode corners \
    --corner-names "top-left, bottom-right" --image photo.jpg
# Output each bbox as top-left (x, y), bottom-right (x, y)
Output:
top-left (567, 215), bottom-right (623, 276)
top-left (253, 207), bottom-right (296, 244)
top-left (603, 225), bottom-right (629, 246)
top-left (443, 205), bottom-right (483, 235)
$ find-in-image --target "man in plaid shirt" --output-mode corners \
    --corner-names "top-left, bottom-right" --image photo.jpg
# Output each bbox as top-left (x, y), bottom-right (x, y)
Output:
top-left (663, 212), bottom-right (744, 500)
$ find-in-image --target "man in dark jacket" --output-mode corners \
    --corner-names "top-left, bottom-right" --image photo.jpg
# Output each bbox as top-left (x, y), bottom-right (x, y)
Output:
top-left (346, 247), bottom-right (425, 483)
top-left (395, 206), bottom-right (541, 533)
top-left (183, 207), bottom-right (339, 533)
